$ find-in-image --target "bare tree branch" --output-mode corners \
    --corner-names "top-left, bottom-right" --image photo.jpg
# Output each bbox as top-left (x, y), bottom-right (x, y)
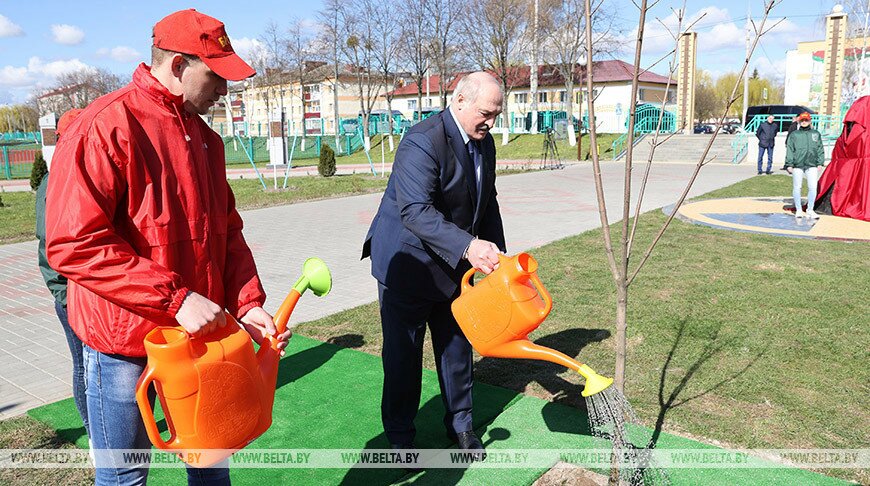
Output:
top-left (627, 0), bottom-right (781, 286)
top-left (626, 4), bottom-right (685, 260)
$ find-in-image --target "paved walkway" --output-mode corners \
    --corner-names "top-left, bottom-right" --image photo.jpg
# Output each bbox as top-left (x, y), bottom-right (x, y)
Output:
top-left (0, 161), bottom-right (758, 419)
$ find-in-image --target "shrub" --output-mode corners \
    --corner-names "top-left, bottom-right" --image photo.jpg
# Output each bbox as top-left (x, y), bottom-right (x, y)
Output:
top-left (318, 143), bottom-right (336, 178)
top-left (30, 152), bottom-right (48, 191)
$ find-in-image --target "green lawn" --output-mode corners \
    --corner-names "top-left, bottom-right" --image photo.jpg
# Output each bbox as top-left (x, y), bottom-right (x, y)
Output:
top-left (0, 176), bottom-right (388, 245)
top-left (225, 133), bottom-right (621, 169)
top-left (228, 174), bottom-right (387, 210)
top-left (295, 174), bottom-right (869, 483)
top-left (0, 190), bottom-right (36, 243)
top-left (0, 170), bottom-right (527, 244)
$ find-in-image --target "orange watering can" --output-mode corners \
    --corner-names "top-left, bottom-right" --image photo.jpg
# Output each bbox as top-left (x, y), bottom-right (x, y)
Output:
top-left (452, 252), bottom-right (612, 397)
top-left (135, 258), bottom-right (331, 467)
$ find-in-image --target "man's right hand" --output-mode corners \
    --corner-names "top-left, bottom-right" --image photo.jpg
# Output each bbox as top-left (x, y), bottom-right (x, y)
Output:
top-left (175, 291), bottom-right (226, 337)
top-left (466, 238), bottom-right (501, 275)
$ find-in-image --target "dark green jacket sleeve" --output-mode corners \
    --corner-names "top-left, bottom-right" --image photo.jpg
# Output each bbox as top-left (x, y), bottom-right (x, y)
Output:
top-left (36, 174), bottom-right (67, 305)
top-left (816, 132), bottom-right (825, 166)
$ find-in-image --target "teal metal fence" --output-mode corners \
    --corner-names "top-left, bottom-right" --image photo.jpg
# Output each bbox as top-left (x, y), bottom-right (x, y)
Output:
top-left (611, 104), bottom-right (677, 159)
top-left (732, 114), bottom-right (842, 164)
top-left (1, 131), bottom-right (41, 144)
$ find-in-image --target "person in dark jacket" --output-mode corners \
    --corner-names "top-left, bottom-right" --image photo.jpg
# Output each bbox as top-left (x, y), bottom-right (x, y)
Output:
top-left (785, 112), bottom-right (825, 219)
top-left (363, 72), bottom-right (506, 460)
top-left (756, 115), bottom-right (778, 174)
top-left (35, 109), bottom-right (88, 436)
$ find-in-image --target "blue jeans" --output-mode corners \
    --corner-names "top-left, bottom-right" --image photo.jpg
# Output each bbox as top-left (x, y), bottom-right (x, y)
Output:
top-left (792, 167), bottom-right (819, 210)
top-left (55, 301), bottom-right (88, 433)
top-left (83, 344), bottom-right (231, 486)
top-left (757, 146), bottom-right (773, 172)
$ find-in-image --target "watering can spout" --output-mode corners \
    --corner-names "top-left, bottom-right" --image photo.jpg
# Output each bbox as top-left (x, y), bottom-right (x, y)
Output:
top-left (577, 364), bottom-right (613, 397)
top-left (261, 257), bottom-right (332, 379)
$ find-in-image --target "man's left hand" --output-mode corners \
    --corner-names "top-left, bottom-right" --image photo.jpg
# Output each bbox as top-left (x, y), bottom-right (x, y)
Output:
top-left (240, 306), bottom-right (292, 356)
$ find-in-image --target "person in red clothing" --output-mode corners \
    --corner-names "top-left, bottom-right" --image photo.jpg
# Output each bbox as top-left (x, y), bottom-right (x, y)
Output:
top-left (45, 9), bottom-right (290, 485)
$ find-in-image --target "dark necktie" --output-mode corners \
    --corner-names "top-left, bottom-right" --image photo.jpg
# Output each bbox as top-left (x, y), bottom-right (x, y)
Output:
top-left (467, 140), bottom-right (482, 201)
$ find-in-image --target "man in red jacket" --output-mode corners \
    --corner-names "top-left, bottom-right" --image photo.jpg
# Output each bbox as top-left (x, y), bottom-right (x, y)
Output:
top-left (45, 9), bottom-right (290, 485)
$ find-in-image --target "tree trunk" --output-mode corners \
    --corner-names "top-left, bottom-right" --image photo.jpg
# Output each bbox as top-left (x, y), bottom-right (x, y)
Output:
top-left (614, 281), bottom-right (627, 391)
top-left (417, 85), bottom-right (423, 123)
top-left (386, 95), bottom-right (395, 151)
top-left (566, 79), bottom-right (577, 146)
top-left (501, 95), bottom-right (509, 146)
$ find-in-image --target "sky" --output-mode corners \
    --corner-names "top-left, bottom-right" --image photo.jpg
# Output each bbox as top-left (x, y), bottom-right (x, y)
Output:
top-left (0, 0), bottom-right (849, 105)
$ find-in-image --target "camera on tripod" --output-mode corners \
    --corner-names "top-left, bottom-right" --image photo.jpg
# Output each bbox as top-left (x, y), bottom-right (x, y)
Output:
top-left (540, 127), bottom-right (563, 170)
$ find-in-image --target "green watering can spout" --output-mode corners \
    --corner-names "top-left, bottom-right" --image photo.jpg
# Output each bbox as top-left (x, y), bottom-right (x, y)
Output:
top-left (293, 257), bottom-right (332, 297)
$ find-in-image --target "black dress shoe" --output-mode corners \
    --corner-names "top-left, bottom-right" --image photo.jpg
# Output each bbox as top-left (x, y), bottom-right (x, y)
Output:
top-left (452, 431), bottom-right (486, 461)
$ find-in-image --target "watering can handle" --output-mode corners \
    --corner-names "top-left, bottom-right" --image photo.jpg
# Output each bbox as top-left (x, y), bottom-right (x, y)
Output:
top-left (528, 272), bottom-right (553, 319)
top-left (135, 366), bottom-right (174, 451)
top-left (460, 268), bottom-right (477, 294)
top-left (460, 253), bottom-right (511, 293)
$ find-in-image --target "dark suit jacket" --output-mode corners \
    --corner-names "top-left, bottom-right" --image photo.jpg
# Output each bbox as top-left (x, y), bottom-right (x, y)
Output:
top-left (362, 109), bottom-right (506, 301)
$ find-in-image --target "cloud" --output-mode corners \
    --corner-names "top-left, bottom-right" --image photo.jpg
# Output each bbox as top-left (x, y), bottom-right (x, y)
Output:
top-left (51, 24), bottom-right (85, 45)
top-left (96, 46), bottom-right (141, 63)
top-left (0, 65), bottom-right (31, 87)
top-left (0, 14), bottom-right (23, 37)
top-left (231, 37), bottom-right (264, 64)
top-left (0, 56), bottom-right (92, 95)
top-left (28, 57), bottom-right (90, 79)
top-left (753, 56), bottom-right (787, 82)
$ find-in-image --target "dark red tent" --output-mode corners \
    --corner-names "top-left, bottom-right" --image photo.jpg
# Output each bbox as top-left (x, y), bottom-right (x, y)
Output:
top-left (816, 96), bottom-right (870, 221)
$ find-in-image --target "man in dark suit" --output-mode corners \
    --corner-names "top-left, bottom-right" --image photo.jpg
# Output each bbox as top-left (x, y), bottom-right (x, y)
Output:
top-left (362, 72), bottom-right (506, 457)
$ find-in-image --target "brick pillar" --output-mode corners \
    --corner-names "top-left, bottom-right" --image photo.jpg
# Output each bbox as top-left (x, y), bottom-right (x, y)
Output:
top-left (820, 7), bottom-right (848, 116)
top-left (676, 32), bottom-right (697, 132)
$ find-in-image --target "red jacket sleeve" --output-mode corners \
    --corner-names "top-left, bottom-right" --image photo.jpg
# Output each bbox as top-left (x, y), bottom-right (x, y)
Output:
top-left (45, 128), bottom-right (189, 321)
top-left (221, 181), bottom-right (266, 319)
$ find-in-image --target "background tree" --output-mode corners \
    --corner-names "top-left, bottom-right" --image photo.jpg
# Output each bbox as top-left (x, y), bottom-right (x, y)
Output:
top-left (694, 70), bottom-right (719, 123)
top-left (462, 0), bottom-right (529, 146)
top-left (340, 0), bottom-right (383, 152)
top-left (425, 0), bottom-right (462, 109)
top-left (0, 104), bottom-right (38, 132)
top-left (316, 0), bottom-right (345, 151)
top-left (30, 152), bottom-right (47, 191)
top-left (37, 67), bottom-right (124, 115)
top-left (747, 75), bottom-right (783, 106)
top-left (714, 72), bottom-right (743, 117)
top-left (318, 142), bottom-right (337, 177)
top-left (398, 0), bottom-right (431, 122)
top-left (255, 21), bottom-right (291, 127)
top-left (287, 18), bottom-right (313, 146)
top-left (714, 71), bottom-right (783, 118)
top-left (541, 0), bottom-right (621, 146)
top-left (372, 0), bottom-right (402, 151)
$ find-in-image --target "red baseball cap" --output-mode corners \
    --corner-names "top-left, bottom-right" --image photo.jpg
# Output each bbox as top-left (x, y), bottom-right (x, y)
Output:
top-left (57, 109), bottom-right (84, 137)
top-left (798, 112), bottom-right (812, 121)
top-left (152, 9), bottom-right (255, 81)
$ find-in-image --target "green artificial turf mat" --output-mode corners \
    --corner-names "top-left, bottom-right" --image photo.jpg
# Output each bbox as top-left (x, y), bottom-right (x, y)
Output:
top-left (28, 334), bottom-right (519, 485)
top-left (399, 395), bottom-right (848, 486)
top-left (27, 334), bottom-right (847, 485)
